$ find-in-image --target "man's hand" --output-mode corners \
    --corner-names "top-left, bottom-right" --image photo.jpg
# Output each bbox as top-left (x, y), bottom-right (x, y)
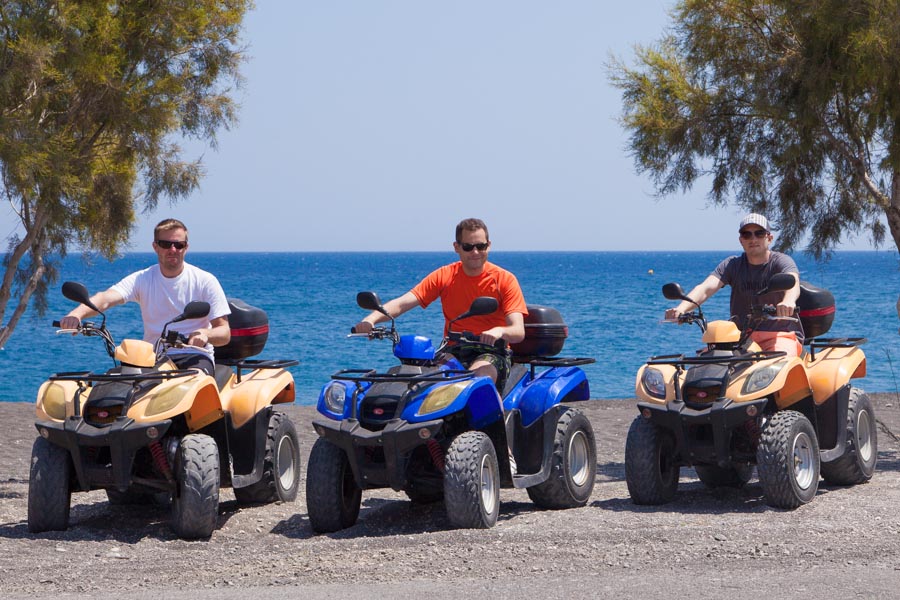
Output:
top-left (664, 307), bottom-right (683, 321)
top-left (479, 327), bottom-right (504, 345)
top-left (352, 321), bottom-right (374, 334)
top-left (187, 330), bottom-right (209, 348)
top-left (59, 316), bottom-right (81, 330)
top-left (775, 301), bottom-right (796, 318)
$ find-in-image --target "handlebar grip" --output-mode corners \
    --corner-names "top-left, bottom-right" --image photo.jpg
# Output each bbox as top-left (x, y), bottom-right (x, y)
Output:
top-left (350, 326), bottom-right (358, 334)
top-left (52, 320), bottom-right (61, 327)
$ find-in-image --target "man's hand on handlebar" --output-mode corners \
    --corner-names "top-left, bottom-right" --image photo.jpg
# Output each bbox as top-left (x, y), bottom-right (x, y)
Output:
top-left (478, 327), bottom-right (505, 346)
top-left (352, 321), bottom-right (374, 335)
top-left (187, 330), bottom-right (208, 348)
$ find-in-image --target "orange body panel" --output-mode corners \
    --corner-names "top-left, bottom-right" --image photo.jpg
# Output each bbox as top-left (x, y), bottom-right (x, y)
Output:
top-left (220, 369), bottom-right (296, 429)
top-left (804, 346), bottom-right (866, 404)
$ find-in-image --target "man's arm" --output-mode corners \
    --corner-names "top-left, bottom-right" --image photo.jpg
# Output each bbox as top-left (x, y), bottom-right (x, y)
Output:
top-left (188, 315), bottom-right (231, 348)
top-left (59, 289), bottom-right (126, 328)
top-left (353, 291), bottom-right (421, 333)
top-left (775, 273), bottom-right (800, 317)
top-left (479, 311), bottom-right (525, 345)
top-left (664, 275), bottom-right (724, 320)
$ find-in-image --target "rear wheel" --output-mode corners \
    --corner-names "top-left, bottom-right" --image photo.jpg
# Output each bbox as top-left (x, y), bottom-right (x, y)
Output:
top-left (171, 434), bottom-right (220, 539)
top-left (757, 411), bottom-right (820, 509)
top-left (625, 416), bottom-right (679, 505)
top-left (306, 438), bottom-right (362, 533)
top-left (694, 464), bottom-right (753, 488)
top-left (527, 408), bottom-right (597, 508)
top-left (27, 437), bottom-right (72, 533)
top-left (234, 411), bottom-right (301, 504)
top-left (821, 388), bottom-right (877, 485)
top-left (444, 431), bottom-right (500, 529)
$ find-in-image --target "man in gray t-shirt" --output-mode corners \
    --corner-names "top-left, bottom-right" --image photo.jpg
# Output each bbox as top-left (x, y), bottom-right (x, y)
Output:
top-left (664, 213), bottom-right (803, 355)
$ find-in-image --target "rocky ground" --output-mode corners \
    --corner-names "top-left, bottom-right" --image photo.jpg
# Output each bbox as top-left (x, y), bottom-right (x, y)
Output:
top-left (2, 395), bottom-right (900, 599)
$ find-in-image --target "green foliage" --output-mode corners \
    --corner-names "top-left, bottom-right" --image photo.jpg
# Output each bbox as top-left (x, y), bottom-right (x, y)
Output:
top-left (0, 0), bottom-right (252, 343)
top-left (610, 0), bottom-right (900, 258)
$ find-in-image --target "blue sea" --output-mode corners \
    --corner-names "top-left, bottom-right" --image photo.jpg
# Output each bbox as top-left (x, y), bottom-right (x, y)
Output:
top-left (3, 251), bottom-right (900, 404)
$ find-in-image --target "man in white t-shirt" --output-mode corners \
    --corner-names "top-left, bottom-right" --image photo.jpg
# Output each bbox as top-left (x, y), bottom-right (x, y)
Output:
top-left (60, 218), bottom-right (231, 374)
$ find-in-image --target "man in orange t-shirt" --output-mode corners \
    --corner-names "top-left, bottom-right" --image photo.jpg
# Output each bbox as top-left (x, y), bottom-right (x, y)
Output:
top-left (353, 218), bottom-right (527, 390)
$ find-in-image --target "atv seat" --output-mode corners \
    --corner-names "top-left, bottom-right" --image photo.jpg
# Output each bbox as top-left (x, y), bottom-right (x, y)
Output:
top-left (214, 363), bottom-right (233, 391)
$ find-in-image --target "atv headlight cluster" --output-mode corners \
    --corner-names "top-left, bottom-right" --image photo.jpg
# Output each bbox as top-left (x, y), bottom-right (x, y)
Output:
top-left (417, 382), bottom-right (467, 416)
top-left (742, 361), bottom-right (785, 395)
top-left (641, 368), bottom-right (667, 399)
top-left (40, 383), bottom-right (68, 420)
top-left (323, 381), bottom-right (348, 414)
top-left (145, 382), bottom-right (193, 417)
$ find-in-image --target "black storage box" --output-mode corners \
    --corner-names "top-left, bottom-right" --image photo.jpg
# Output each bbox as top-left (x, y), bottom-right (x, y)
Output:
top-left (510, 305), bottom-right (568, 357)
top-left (215, 299), bottom-right (269, 360)
top-left (798, 281), bottom-right (835, 339)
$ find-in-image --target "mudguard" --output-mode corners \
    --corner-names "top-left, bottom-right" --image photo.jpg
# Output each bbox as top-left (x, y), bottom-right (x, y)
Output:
top-left (804, 345), bottom-right (866, 405)
top-left (126, 373), bottom-right (224, 431)
top-left (220, 368), bottom-right (296, 429)
top-left (507, 365), bottom-right (590, 427)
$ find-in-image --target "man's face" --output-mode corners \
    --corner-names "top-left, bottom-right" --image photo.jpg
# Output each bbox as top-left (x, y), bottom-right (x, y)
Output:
top-left (153, 227), bottom-right (188, 274)
top-left (738, 226), bottom-right (771, 257)
top-left (453, 228), bottom-right (490, 273)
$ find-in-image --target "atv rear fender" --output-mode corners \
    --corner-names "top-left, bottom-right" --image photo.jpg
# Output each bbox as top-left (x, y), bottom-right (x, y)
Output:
top-left (509, 365), bottom-right (591, 427)
top-left (804, 345), bottom-right (866, 405)
top-left (219, 368), bottom-right (296, 429)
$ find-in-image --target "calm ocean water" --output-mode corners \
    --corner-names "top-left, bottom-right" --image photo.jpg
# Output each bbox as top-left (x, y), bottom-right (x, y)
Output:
top-left (3, 251), bottom-right (899, 404)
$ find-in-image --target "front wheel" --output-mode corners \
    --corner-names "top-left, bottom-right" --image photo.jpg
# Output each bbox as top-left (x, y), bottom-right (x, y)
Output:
top-left (624, 416), bottom-right (679, 505)
top-left (306, 438), bottom-right (362, 533)
top-left (171, 434), bottom-right (220, 539)
top-left (27, 437), bottom-right (72, 533)
top-left (444, 431), bottom-right (500, 529)
top-left (234, 411), bottom-right (301, 504)
top-left (527, 408), bottom-right (597, 509)
top-left (757, 411), bottom-right (820, 509)
top-left (821, 388), bottom-right (877, 486)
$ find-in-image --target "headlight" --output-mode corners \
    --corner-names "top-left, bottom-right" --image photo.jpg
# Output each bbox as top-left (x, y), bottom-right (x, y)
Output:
top-left (417, 382), bottom-right (467, 416)
top-left (323, 382), bottom-right (347, 414)
top-left (145, 383), bottom-right (193, 417)
top-left (40, 383), bottom-right (68, 420)
top-left (641, 368), bottom-right (667, 399)
top-left (742, 361), bottom-right (785, 395)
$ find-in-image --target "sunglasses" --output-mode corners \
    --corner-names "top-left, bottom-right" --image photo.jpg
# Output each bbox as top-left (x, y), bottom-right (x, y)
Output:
top-left (156, 239), bottom-right (187, 250)
top-left (739, 229), bottom-right (769, 240)
top-left (459, 242), bottom-right (490, 252)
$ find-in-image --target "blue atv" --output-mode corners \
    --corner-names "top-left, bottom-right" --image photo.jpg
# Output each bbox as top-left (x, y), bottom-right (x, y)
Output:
top-left (306, 292), bottom-right (597, 531)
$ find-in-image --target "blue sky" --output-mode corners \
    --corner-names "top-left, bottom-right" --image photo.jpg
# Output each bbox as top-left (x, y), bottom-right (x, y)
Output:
top-left (2, 2), bottom-right (886, 253)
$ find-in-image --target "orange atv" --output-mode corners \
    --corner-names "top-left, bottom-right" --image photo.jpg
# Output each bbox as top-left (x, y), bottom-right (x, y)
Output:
top-left (627, 273), bottom-right (876, 509)
top-left (28, 282), bottom-right (299, 538)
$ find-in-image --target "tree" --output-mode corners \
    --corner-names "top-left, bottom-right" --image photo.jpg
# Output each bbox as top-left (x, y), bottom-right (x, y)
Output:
top-left (610, 0), bottom-right (900, 262)
top-left (0, 0), bottom-right (252, 346)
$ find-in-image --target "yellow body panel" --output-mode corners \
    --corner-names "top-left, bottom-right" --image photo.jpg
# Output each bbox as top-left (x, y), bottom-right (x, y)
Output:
top-left (702, 320), bottom-right (741, 344)
top-left (723, 357), bottom-right (811, 406)
top-left (220, 369), bottom-right (296, 429)
top-left (35, 379), bottom-right (88, 421)
top-left (115, 339), bottom-right (156, 368)
top-left (126, 372), bottom-right (224, 431)
top-left (804, 346), bottom-right (866, 405)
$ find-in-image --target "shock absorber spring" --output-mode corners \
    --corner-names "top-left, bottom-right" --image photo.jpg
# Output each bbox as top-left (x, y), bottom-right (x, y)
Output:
top-left (149, 440), bottom-right (174, 482)
top-left (426, 439), bottom-right (445, 473)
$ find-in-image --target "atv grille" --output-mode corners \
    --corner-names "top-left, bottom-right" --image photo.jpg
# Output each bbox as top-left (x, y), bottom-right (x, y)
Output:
top-left (84, 403), bottom-right (124, 425)
top-left (683, 385), bottom-right (721, 407)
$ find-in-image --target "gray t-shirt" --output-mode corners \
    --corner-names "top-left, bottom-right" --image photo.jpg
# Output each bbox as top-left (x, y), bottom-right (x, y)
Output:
top-left (712, 252), bottom-right (804, 340)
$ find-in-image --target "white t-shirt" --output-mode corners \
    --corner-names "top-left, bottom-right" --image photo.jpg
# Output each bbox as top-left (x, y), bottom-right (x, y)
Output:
top-left (111, 263), bottom-right (230, 359)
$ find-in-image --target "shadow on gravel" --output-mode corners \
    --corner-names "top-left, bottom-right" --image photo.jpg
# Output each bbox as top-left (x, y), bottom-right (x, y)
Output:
top-left (269, 495), bottom-right (562, 540)
top-left (0, 497), bottom-right (244, 543)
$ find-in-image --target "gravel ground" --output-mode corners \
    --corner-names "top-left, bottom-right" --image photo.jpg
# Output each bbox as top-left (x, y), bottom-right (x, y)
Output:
top-left (2, 395), bottom-right (900, 599)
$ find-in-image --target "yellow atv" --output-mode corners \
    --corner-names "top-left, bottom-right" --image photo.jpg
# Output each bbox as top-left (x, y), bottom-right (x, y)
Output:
top-left (28, 282), bottom-right (299, 539)
top-left (628, 273), bottom-right (876, 509)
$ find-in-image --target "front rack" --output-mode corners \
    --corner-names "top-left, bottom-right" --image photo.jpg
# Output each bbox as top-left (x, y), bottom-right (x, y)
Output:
top-left (647, 351), bottom-right (787, 367)
top-left (331, 368), bottom-right (473, 385)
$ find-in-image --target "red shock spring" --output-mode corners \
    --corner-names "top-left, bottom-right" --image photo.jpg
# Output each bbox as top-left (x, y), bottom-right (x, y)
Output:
top-left (426, 439), bottom-right (445, 473)
top-left (149, 440), bottom-right (174, 481)
top-left (745, 418), bottom-right (762, 451)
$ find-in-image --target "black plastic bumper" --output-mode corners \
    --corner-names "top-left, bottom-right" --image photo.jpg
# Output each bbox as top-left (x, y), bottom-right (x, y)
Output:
top-left (312, 417), bottom-right (444, 491)
top-left (637, 398), bottom-right (768, 467)
top-left (35, 416), bottom-right (172, 492)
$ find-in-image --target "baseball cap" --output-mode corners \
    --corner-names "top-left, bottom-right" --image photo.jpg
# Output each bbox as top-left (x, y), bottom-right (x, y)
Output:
top-left (739, 213), bottom-right (770, 231)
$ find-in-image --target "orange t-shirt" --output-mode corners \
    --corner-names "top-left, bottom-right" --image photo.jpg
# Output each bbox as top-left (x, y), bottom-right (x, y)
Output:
top-left (410, 261), bottom-right (528, 336)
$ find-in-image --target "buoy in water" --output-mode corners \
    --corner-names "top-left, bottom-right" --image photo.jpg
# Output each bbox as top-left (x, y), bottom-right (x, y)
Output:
top-left (648, 269), bottom-right (654, 275)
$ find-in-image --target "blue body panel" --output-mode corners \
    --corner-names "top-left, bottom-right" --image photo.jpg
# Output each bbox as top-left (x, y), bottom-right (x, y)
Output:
top-left (393, 335), bottom-right (436, 361)
top-left (504, 366), bottom-right (591, 427)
